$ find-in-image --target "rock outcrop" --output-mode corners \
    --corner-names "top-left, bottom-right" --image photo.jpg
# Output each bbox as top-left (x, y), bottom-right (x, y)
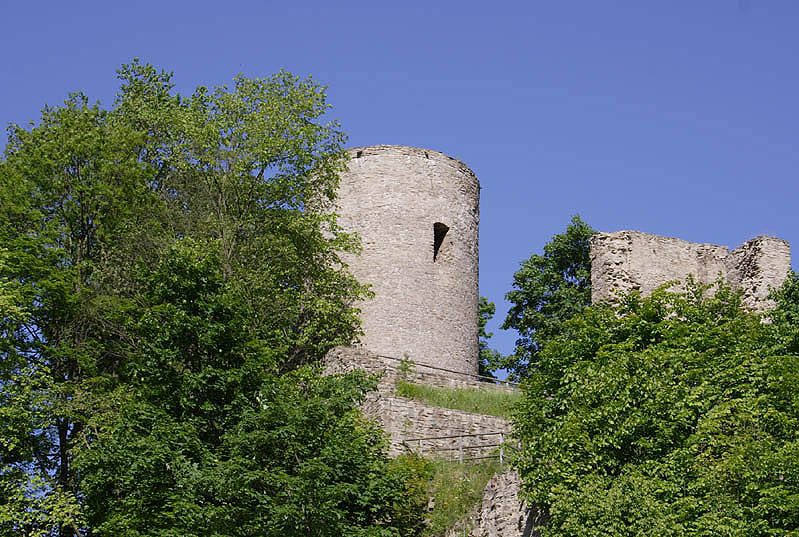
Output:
top-left (447, 470), bottom-right (544, 537)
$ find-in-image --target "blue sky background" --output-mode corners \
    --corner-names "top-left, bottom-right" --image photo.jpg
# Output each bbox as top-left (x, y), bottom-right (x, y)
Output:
top-left (2, 1), bottom-right (797, 357)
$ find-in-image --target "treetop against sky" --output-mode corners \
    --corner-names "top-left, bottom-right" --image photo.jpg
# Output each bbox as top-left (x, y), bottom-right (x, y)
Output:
top-left (2, 1), bottom-right (797, 357)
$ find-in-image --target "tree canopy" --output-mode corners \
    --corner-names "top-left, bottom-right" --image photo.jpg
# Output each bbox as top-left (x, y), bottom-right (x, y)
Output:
top-left (499, 215), bottom-right (595, 379)
top-left (0, 61), bottom-right (427, 537)
top-left (513, 278), bottom-right (799, 537)
top-left (478, 296), bottom-right (502, 379)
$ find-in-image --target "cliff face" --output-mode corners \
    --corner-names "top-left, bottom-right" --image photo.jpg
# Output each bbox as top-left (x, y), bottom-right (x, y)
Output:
top-left (590, 231), bottom-right (791, 310)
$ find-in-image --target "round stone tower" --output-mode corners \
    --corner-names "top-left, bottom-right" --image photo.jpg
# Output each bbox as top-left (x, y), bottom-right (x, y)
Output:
top-left (335, 145), bottom-right (480, 375)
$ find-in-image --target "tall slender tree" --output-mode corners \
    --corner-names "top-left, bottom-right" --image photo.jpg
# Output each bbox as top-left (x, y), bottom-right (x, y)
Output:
top-left (0, 94), bottom-right (159, 535)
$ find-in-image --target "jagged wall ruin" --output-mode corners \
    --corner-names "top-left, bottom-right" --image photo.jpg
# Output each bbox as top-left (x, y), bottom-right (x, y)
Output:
top-left (590, 231), bottom-right (792, 310)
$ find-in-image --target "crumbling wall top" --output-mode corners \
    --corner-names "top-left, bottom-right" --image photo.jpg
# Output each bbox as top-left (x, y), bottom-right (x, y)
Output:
top-left (590, 230), bottom-right (791, 310)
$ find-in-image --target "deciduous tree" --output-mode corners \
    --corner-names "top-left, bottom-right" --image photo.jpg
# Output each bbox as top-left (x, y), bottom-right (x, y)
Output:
top-left (513, 280), bottom-right (799, 537)
top-left (0, 61), bottom-right (426, 537)
top-left (478, 296), bottom-right (503, 378)
top-left (0, 94), bottom-right (159, 536)
top-left (500, 215), bottom-right (595, 379)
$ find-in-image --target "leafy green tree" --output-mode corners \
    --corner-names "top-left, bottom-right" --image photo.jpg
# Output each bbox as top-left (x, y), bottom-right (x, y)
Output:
top-left (478, 296), bottom-right (502, 378)
top-left (513, 281), bottom-right (799, 537)
top-left (1, 62), bottom-right (427, 537)
top-left (74, 242), bottom-right (425, 536)
top-left (0, 93), bottom-right (159, 536)
top-left (500, 215), bottom-right (595, 379)
top-left (111, 61), bottom-right (366, 370)
top-left (769, 270), bottom-right (799, 355)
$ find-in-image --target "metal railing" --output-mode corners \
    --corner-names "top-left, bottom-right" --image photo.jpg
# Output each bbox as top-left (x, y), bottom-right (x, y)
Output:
top-left (376, 353), bottom-right (521, 388)
top-left (402, 431), bottom-right (514, 465)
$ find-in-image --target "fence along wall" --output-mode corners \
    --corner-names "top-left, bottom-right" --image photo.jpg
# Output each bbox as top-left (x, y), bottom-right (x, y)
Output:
top-left (324, 346), bottom-right (518, 393)
top-left (590, 231), bottom-right (792, 311)
top-left (335, 145), bottom-right (480, 375)
top-left (325, 346), bottom-right (510, 457)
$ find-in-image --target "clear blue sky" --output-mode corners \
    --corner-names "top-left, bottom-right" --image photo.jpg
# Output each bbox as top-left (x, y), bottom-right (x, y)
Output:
top-left (2, 1), bottom-right (797, 356)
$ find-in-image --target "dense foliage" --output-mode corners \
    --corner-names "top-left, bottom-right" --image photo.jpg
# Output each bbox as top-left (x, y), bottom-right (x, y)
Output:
top-left (478, 296), bottom-right (503, 378)
top-left (500, 215), bottom-right (595, 379)
top-left (0, 62), bottom-right (427, 537)
top-left (514, 279), bottom-right (799, 537)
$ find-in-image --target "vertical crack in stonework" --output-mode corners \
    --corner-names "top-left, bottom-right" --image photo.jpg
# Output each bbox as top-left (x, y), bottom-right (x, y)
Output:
top-left (434, 222), bottom-right (449, 262)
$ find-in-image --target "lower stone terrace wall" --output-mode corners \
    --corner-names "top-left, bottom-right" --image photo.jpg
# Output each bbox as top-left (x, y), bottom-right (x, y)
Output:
top-left (325, 346), bottom-right (518, 393)
top-left (325, 346), bottom-right (511, 457)
top-left (448, 470), bottom-right (544, 537)
top-left (326, 346), bottom-right (531, 534)
top-left (364, 392), bottom-right (510, 457)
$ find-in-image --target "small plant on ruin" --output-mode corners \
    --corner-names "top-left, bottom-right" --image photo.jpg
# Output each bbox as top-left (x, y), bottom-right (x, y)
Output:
top-left (398, 352), bottom-right (416, 380)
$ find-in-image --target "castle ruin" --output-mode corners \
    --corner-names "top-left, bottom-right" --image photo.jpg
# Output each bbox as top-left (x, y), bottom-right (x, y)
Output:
top-left (329, 146), bottom-right (536, 537)
top-left (335, 145), bottom-right (480, 375)
top-left (329, 146), bottom-right (793, 537)
top-left (590, 231), bottom-right (792, 310)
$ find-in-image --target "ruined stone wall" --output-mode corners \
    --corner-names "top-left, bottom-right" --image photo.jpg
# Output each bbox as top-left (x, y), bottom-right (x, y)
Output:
top-left (335, 145), bottom-right (480, 375)
top-left (365, 394), bottom-right (510, 457)
top-left (725, 236), bottom-right (793, 311)
top-left (447, 470), bottom-right (544, 537)
top-left (590, 231), bottom-right (791, 310)
top-left (325, 347), bottom-right (511, 456)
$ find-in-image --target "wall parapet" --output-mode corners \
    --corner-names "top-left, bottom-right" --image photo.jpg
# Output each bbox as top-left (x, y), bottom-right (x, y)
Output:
top-left (325, 346), bottom-right (519, 393)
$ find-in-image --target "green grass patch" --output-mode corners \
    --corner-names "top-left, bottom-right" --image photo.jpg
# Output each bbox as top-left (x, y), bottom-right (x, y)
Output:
top-left (425, 459), bottom-right (502, 536)
top-left (395, 381), bottom-right (521, 418)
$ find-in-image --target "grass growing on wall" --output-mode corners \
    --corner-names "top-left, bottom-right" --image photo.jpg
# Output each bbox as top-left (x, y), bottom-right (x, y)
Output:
top-left (425, 459), bottom-right (502, 536)
top-left (395, 381), bottom-right (521, 418)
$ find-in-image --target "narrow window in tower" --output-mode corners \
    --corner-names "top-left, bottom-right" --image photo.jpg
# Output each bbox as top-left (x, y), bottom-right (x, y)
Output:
top-left (433, 222), bottom-right (449, 262)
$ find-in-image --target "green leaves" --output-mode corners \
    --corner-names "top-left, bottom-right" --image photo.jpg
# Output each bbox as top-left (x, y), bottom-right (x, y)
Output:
top-left (1, 63), bottom-right (423, 536)
top-left (513, 282), bottom-right (799, 536)
top-left (478, 296), bottom-right (504, 377)
top-left (501, 215), bottom-right (596, 380)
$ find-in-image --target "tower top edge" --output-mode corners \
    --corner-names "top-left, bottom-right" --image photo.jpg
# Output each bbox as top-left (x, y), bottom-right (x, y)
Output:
top-left (346, 145), bottom-right (479, 186)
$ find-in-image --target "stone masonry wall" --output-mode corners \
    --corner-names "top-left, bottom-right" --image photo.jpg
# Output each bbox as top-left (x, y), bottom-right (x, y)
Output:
top-left (590, 231), bottom-right (791, 310)
top-left (325, 346), bottom-right (518, 393)
top-left (335, 145), bottom-right (480, 375)
top-left (325, 346), bottom-right (510, 457)
top-left (447, 470), bottom-right (544, 537)
top-left (327, 347), bottom-right (541, 536)
top-left (365, 394), bottom-right (510, 457)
